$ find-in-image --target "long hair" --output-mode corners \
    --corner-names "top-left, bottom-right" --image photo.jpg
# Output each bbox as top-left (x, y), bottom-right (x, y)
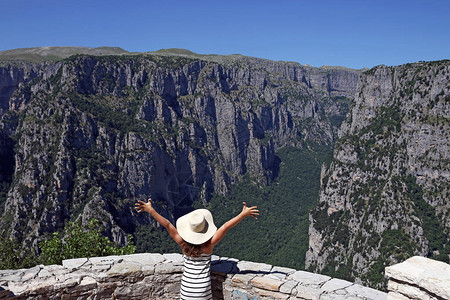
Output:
top-left (181, 239), bottom-right (211, 257)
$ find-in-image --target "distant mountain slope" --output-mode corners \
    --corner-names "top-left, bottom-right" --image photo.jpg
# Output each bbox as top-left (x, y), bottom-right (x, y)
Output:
top-left (0, 46), bottom-right (129, 62)
top-left (0, 46), bottom-right (367, 71)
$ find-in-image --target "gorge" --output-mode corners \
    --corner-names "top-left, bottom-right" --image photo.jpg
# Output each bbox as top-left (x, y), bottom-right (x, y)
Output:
top-left (0, 47), bottom-right (448, 290)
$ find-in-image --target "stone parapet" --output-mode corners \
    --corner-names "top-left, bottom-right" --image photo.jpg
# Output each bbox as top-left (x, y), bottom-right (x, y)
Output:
top-left (385, 256), bottom-right (450, 300)
top-left (0, 253), bottom-right (386, 299)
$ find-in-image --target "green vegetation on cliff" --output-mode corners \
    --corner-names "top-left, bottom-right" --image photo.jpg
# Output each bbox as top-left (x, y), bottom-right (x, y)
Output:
top-left (207, 143), bottom-right (332, 269)
top-left (405, 175), bottom-right (449, 262)
top-left (0, 235), bottom-right (37, 270)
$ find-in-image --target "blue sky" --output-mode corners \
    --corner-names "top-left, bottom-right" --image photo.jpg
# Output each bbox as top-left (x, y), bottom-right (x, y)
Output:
top-left (1, 0), bottom-right (449, 69)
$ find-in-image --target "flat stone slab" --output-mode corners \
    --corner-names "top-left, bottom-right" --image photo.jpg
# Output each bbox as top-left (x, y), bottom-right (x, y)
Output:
top-left (345, 283), bottom-right (387, 299)
top-left (163, 253), bottom-right (183, 263)
top-left (6, 281), bottom-right (30, 294)
top-left (88, 255), bottom-right (122, 265)
top-left (141, 265), bottom-right (155, 275)
top-left (22, 265), bottom-right (42, 281)
top-left (269, 266), bottom-right (296, 280)
top-left (0, 269), bottom-right (20, 276)
top-left (320, 278), bottom-right (354, 294)
top-left (237, 260), bottom-right (272, 273)
top-left (37, 268), bottom-right (52, 278)
top-left (388, 279), bottom-right (431, 300)
top-left (232, 273), bottom-right (256, 285)
top-left (121, 253), bottom-right (165, 265)
top-left (44, 265), bottom-right (68, 274)
top-left (155, 262), bottom-right (183, 274)
top-left (279, 280), bottom-right (298, 294)
top-left (295, 285), bottom-right (321, 299)
top-left (106, 261), bottom-right (142, 277)
top-left (62, 257), bottom-right (89, 269)
top-left (0, 272), bottom-right (24, 282)
top-left (251, 276), bottom-right (284, 291)
top-left (253, 287), bottom-right (290, 299)
top-left (385, 256), bottom-right (450, 300)
top-left (288, 270), bottom-right (331, 286)
top-left (54, 277), bottom-right (79, 290)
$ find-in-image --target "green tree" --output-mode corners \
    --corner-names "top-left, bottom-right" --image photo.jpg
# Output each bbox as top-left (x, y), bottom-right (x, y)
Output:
top-left (40, 219), bottom-right (136, 265)
top-left (0, 234), bottom-right (37, 269)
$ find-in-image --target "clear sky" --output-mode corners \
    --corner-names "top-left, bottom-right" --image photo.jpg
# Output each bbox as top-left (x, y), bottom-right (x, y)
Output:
top-left (1, 0), bottom-right (449, 69)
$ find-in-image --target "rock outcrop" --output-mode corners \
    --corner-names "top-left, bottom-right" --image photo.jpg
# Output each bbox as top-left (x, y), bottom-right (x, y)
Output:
top-left (385, 256), bottom-right (450, 300)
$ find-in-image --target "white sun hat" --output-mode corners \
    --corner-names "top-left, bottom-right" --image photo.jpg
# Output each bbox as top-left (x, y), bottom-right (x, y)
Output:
top-left (176, 209), bottom-right (217, 245)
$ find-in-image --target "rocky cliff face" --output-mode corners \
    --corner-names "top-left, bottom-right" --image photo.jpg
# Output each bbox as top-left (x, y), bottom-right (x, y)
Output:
top-left (0, 49), bottom-right (448, 290)
top-left (0, 52), bottom-right (358, 251)
top-left (306, 61), bottom-right (450, 288)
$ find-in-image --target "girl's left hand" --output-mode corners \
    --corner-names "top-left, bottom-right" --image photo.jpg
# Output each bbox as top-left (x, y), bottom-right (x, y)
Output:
top-left (242, 202), bottom-right (259, 219)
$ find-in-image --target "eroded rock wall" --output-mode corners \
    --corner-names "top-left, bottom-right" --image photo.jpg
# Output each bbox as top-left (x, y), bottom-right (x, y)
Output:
top-left (306, 61), bottom-right (450, 289)
top-left (0, 54), bottom-right (358, 250)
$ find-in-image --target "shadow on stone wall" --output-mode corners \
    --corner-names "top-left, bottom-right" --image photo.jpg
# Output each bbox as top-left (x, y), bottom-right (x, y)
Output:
top-left (211, 258), bottom-right (344, 299)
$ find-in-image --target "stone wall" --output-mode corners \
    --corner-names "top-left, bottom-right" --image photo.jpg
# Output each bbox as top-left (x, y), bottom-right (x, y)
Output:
top-left (0, 253), bottom-right (385, 299)
top-left (385, 256), bottom-right (450, 300)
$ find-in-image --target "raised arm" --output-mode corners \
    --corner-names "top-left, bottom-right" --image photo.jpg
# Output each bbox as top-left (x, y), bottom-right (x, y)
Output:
top-left (135, 198), bottom-right (184, 246)
top-left (210, 202), bottom-right (259, 246)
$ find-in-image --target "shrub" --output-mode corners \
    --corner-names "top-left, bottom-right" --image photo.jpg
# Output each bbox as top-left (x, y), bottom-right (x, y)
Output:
top-left (40, 219), bottom-right (136, 265)
top-left (0, 234), bottom-right (37, 270)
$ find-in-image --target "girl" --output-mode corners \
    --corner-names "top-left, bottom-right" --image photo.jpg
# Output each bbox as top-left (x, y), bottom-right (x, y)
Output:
top-left (135, 198), bottom-right (259, 300)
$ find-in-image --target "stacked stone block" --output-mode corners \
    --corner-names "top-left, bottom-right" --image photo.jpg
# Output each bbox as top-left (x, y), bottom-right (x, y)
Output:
top-left (0, 253), bottom-right (386, 299)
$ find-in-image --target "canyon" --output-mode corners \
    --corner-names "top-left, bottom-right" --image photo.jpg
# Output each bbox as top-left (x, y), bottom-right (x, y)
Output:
top-left (0, 47), bottom-right (448, 289)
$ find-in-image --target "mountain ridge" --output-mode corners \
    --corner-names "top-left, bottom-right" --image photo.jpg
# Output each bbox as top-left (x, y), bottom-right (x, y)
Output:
top-left (0, 46), bottom-right (368, 71)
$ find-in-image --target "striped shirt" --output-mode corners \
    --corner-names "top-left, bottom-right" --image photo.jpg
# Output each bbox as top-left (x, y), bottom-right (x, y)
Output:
top-left (180, 253), bottom-right (212, 300)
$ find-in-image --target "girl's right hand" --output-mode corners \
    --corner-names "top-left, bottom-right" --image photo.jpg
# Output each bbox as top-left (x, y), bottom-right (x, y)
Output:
top-left (242, 202), bottom-right (259, 219)
top-left (135, 198), bottom-right (154, 213)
